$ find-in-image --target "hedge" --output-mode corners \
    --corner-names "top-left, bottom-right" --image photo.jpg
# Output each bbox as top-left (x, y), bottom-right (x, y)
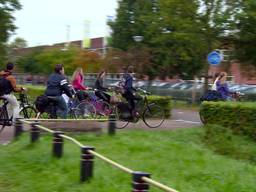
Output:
top-left (21, 85), bottom-right (172, 118)
top-left (200, 101), bottom-right (256, 140)
top-left (147, 95), bottom-right (172, 118)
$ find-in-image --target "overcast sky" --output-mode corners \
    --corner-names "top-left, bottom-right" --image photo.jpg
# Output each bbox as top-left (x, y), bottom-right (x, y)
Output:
top-left (11, 0), bottom-right (118, 47)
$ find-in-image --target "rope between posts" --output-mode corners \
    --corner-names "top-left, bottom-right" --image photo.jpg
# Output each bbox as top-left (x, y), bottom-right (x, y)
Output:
top-left (19, 119), bottom-right (179, 192)
top-left (35, 124), bottom-right (54, 133)
top-left (59, 134), bottom-right (84, 147)
top-left (19, 119), bottom-right (33, 124)
top-left (27, 118), bottom-right (108, 122)
top-left (88, 150), bottom-right (133, 174)
top-left (142, 177), bottom-right (179, 192)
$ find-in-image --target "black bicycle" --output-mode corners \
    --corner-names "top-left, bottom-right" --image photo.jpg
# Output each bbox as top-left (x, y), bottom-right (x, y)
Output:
top-left (0, 92), bottom-right (37, 132)
top-left (37, 94), bottom-right (96, 119)
top-left (113, 87), bottom-right (165, 129)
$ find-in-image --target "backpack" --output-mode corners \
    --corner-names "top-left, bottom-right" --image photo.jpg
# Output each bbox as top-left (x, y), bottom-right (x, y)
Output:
top-left (0, 77), bottom-right (12, 96)
top-left (200, 90), bottom-right (223, 102)
top-left (35, 95), bottom-right (49, 112)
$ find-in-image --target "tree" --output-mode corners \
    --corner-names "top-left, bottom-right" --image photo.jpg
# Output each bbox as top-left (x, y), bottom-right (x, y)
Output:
top-left (109, 0), bottom-right (243, 80)
top-left (234, 0), bottom-right (256, 66)
top-left (0, 0), bottom-right (21, 65)
top-left (9, 37), bottom-right (28, 49)
top-left (17, 46), bottom-right (79, 75)
top-left (72, 50), bottom-right (103, 73)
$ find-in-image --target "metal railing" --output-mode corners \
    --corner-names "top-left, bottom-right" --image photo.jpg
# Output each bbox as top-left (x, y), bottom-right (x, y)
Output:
top-left (14, 117), bottom-right (179, 192)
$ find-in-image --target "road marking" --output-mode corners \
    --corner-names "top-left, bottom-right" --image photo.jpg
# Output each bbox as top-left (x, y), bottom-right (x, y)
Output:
top-left (173, 119), bottom-right (201, 124)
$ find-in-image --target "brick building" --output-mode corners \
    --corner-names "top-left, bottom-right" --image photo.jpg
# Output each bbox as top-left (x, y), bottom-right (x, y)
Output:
top-left (12, 37), bottom-right (106, 57)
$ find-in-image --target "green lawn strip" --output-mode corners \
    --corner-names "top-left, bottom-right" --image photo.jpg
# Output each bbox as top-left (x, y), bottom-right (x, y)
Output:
top-left (203, 124), bottom-right (256, 163)
top-left (0, 128), bottom-right (256, 192)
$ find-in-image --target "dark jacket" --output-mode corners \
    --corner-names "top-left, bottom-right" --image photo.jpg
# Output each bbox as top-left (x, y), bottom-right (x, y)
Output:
top-left (123, 73), bottom-right (134, 92)
top-left (45, 73), bottom-right (72, 97)
top-left (95, 78), bottom-right (107, 91)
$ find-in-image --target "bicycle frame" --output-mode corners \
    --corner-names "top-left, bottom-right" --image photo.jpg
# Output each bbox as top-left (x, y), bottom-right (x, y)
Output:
top-left (0, 99), bottom-right (12, 126)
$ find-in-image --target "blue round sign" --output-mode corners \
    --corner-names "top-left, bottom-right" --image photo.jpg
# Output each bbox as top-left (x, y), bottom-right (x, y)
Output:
top-left (207, 51), bottom-right (222, 65)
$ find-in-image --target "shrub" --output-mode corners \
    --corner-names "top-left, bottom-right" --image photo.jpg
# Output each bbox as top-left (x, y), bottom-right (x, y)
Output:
top-left (200, 101), bottom-right (256, 140)
top-left (147, 95), bottom-right (172, 118)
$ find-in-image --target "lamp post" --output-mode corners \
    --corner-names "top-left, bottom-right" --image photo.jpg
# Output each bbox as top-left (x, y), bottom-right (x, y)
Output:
top-left (132, 35), bottom-right (144, 43)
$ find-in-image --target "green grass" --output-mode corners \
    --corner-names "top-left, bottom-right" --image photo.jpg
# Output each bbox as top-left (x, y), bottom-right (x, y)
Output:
top-left (173, 100), bottom-right (199, 111)
top-left (203, 124), bottom-right (256, 163)
top-left (1, 128), bottom-right (256, 192)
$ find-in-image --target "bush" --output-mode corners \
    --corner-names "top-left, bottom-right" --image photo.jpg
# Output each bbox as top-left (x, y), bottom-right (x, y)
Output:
top-left (147, 95), bottom-right (172, 118)
top-left (200, 101), bottom-right (256, 140)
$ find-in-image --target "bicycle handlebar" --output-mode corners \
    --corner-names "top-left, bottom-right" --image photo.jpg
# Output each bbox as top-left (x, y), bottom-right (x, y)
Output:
top-left (136, 88), bottom-right (151, 95)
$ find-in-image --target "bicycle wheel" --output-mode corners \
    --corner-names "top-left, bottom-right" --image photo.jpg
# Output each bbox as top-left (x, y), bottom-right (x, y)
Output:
top-left (74, 101), bottom-right (96, 119)
top-left (95, 100), bottom-right (113, 118)
top-left (114, 106), bottom-right (129, 129)
top-left (143, 103), bottom-right (165, 128)
top-left (20, 106), bottom-right (37, 118)
top-left (0, 107), bottom-right (11, 133)
top-left (0, 108), bottom-right (6, 133)
top-left (199, 110), bottom-right (206, 124)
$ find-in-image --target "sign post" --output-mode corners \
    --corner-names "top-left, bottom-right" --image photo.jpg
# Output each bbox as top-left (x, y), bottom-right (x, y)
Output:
top-left (207, 51), bottom-right (222, 65)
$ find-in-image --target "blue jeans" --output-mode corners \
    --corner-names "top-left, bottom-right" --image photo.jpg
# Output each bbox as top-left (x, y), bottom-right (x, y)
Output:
top-left (52, 96), bottom-right (68, 118)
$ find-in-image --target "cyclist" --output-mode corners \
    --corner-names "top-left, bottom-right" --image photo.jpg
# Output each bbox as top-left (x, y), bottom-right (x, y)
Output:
top-left (71, 67), bottom-right (88, 101)
top-left (0, 62), bottom-right (26, 122)
top-left (45, 64), bottom-right (73, 118)
top-left (94, 70), bottom-right (110, 103)
top-left (121, 66), bottom-right (138, 118)
top-left (216, 72), bottom-right (233, 101)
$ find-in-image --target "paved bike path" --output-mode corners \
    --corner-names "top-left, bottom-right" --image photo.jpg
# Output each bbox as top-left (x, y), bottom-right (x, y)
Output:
top-left (0, 109), bottom-right (202, 145)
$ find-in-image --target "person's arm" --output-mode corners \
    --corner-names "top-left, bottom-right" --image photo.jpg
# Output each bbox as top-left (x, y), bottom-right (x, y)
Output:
top-left (7, 75), bottom-right (23, 92)
top-left (60, 78), bottom-right (73, 98)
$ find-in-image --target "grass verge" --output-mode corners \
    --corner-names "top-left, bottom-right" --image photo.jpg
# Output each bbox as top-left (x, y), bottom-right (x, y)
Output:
top-left (0, 128), bottom-right (256, 192)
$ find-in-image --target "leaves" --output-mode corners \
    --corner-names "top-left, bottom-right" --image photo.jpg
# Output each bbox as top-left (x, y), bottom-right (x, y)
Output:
top-left (0, 0), bottom-right (21, 64)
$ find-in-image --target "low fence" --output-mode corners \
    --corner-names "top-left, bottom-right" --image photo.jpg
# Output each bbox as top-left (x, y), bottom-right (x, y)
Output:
top-left (14, 117), bottom-right (179, 192)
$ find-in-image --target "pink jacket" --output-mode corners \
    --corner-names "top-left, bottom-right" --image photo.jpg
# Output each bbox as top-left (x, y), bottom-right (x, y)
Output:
top-left (72, 73), bottom-right (87, 90)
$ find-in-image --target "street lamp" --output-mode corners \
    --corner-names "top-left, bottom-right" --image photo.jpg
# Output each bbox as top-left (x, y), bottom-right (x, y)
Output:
top-left (132, 35), bottom-right (144, 42)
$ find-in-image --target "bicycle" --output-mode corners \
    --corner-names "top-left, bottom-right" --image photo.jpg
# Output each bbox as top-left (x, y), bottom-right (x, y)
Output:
top-left (0, 92), bottom-right (37, 132)
top-left (37, 93), bottom-right (96, 119)
top-left (111, 87), bottom-right (165, 129)
top-left (75, 88), bottom-right (112, 119)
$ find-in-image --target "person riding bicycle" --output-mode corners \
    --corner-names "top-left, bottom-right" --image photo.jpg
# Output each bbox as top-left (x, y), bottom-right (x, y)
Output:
top-left (121, 66), bottom-right (138, 118)
top-left (216, 72), bottom-right (233, 101)
top-left (71, 67), bottom-right (88, 101)
top-left (45, 64), bottom-right (73, 118)
top-left (94, 70), bottom-right (111, 103)
top-left (0, 62), bottom-right (27, 122)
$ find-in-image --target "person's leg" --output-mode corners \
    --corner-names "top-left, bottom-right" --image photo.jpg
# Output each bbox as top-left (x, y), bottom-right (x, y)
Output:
top-left (55, 96), bottom-right (68, 118)
top-left (101, 92), bottom-right (111, 103)
top-left (123, 91), bottom-right (136, 119)
top-left (2, 94), bottom-right (19, 122)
